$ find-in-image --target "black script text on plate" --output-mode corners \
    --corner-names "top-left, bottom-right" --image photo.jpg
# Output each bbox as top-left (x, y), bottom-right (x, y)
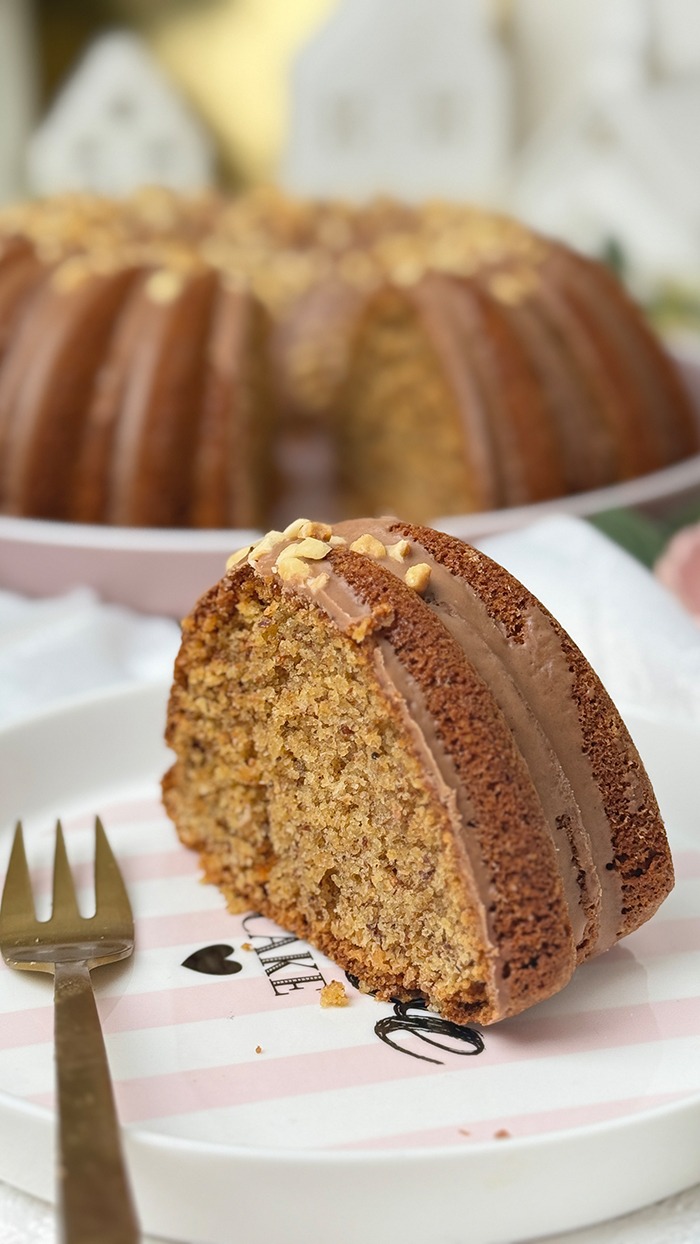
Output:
top-left (345, 973), bottom-right (485, 1065)
top-left (376, 998), bottom-right (484, 1065)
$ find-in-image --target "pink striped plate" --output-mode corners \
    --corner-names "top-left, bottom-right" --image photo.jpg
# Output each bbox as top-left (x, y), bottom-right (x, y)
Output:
top-left (0, 683), bottom-right (698, 1244)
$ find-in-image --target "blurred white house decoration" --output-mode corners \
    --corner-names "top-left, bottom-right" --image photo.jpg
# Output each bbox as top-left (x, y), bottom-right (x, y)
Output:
top-left (281, 0), bottom-right (512, 203)
top-left (28, 30), bottom-right (213, 198)
top-left (15, 0), bottom-right (700, 306)
top-left (0, 0), bottom-right (38, 204)
top-left (651, 0), bottom-right (700, 80)
top-left (510, 0), bottom-right (700, 295)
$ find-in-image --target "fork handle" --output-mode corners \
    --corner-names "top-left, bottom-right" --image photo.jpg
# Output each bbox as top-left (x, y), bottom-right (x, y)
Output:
top-left (54, 961), bottom-right (140, 1244)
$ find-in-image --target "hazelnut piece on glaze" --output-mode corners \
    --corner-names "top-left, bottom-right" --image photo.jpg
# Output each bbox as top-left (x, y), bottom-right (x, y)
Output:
top-left (350, 534), bottom-right (386, 558)
top-left (405, 563), bottom-right (431, 593)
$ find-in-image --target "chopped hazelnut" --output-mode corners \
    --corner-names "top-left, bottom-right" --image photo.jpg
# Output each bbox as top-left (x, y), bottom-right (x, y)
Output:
top-left (282, 517), bottom-right (309, 539)
top-left (249, 530), bottom-right (285, 561)
top-left (405, 563), bottom-right (431, 593)
top-left (226, 545), bottom-right (252, 570)
top-left (277, 537), bottom-right (331, 564)
top-left (255, 1045), bottom-right (263, 1054)
top-left (277, 556), bottom-right (310, 582)
top-left (391, 258), bottom-right (424, 286)
top-left (488, 270), bottom-right (535, 306)
top-left (350, 534), bottom-right (386, 558)
top-left (308, 571), bottom-right (330, 594)
top-left (52, 258), bottom-right (91, 293)
top-left (300, 520), bottom-right (333, 541)
top-left (387, 539), bottom-right (411, 561)
top-left (146, 269), bottom-right (185, 304)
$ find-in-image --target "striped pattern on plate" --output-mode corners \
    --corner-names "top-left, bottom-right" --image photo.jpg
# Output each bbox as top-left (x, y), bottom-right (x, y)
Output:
top-left (0, 791), bottom-right (698, 1154)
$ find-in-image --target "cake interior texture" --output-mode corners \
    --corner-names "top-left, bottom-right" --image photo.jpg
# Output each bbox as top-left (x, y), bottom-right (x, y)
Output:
top-left (334, 287), bottom-right (482, 521)
top-left (163, 517), bottom-right (674, 1025)
top-left (165, 577), bottom-right (494, 1017)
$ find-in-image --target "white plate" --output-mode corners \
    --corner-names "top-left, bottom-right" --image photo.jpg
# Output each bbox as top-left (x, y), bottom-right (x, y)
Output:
top-left (0, 683), bottom-right (699, 1244)
top-left (1, 356), bottom-right (699, 620)
top-left (0, 518), bottom-right (255, 620)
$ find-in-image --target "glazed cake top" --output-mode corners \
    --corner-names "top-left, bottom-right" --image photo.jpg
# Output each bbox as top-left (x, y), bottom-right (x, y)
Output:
top-left (0, 187), bottom-right (548, 314)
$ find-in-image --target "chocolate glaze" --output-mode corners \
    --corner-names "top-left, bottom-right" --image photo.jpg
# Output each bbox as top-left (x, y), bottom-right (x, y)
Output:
top-left (497, 294), bottom-right (610, 493)
top-left (72, 270), bottom-right (154, 523)
top-left (192, 284), bottom-right (270, 528)
top-left (546, 245), bottom-right (698, 465)
top-left (542, 251), bottom-right (658, 476)
top-left (0, 267), bottom-right (137, 518)
top-left (107, 269), bottom-right (219, 527)
top-left (392, 524), bottom-right (628, 952)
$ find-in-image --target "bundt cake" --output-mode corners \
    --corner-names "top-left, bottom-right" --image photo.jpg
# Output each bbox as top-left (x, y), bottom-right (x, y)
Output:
top-left (162, 516), bottom-right (673, 1024)
top-left (0, 188), bottom-right (696, 529)
top-left (0, 250), bottom-right (273, 527)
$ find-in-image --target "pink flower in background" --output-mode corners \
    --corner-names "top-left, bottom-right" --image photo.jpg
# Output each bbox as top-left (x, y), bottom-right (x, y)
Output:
top-left (656, 523), bottom-right (700, 624)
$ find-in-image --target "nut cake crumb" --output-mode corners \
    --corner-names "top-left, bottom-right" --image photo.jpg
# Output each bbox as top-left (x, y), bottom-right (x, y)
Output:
top-left (320, 980), bottom-right (349, 1008)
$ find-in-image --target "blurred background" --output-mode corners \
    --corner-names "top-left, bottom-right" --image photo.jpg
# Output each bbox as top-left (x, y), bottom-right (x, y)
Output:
top-left (2, 0), bottom-right (699, 338)
top-left (0, 0), bottom-right (699, 597)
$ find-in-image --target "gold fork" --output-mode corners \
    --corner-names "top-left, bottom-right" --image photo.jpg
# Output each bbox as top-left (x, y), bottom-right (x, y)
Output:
top-left (0, 817), bottom-right (140, 1244)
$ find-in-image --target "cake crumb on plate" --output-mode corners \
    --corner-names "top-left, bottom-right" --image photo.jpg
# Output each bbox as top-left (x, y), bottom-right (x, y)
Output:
top-left (320, 980), bottom-right (349, 1008)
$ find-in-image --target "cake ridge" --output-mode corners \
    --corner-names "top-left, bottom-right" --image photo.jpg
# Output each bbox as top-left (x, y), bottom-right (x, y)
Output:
top-left (1, 188), bottom-right (697, 529)
top-left (389, 521), bottom-right (673, 945)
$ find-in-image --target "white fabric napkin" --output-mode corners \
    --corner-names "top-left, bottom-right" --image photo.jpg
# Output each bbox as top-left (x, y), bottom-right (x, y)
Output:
top-left (0, 586), bottom-right (180, 729)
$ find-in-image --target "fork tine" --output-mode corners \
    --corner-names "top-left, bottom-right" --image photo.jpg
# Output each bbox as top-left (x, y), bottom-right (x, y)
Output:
top-left (52, 821), bottom-right (81, 921)
top-left (94, 817), bottom-right (133, 926)
top-left (0, 822), bottom-right (36, 925)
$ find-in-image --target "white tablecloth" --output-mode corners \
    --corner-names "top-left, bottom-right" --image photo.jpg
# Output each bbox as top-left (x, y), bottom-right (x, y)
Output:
top-left (1, 515), bottom-right (699, 1244)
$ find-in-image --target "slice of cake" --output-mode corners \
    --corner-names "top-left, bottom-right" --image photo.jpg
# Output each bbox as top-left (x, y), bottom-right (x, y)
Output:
top-left (162, 518), bottom-right (673, 1024)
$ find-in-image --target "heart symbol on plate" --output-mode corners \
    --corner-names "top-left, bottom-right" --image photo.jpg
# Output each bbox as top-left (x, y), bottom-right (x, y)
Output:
top-left (182, 944), bottom-right (243, 976)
